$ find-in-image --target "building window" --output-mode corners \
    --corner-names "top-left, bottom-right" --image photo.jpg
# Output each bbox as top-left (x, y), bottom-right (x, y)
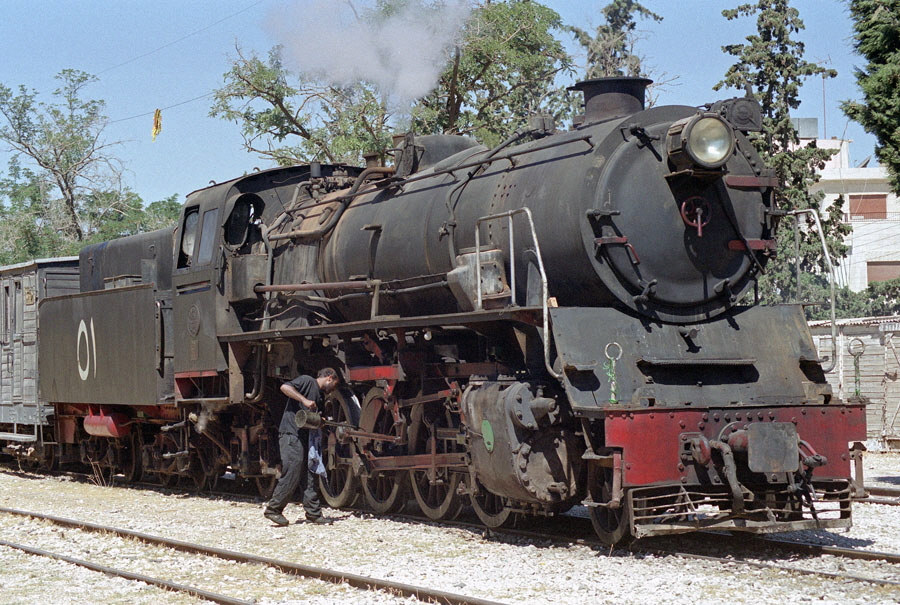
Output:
top-left (867, 261), bottom-right (900, 284)
top-left (849, 194), bottom-right (887, 220)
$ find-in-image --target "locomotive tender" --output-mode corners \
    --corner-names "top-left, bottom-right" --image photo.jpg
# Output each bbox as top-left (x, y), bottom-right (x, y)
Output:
top-left (1, 78), bottom-right (865, 544)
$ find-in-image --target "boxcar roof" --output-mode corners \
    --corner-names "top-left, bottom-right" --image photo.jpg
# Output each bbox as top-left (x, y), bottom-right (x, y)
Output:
top-left (0, 256), bottom-right (79, 276)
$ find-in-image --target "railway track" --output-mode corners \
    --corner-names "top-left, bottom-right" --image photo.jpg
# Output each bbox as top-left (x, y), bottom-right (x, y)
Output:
top-left (4, 463), bottom-right (900, 599)
top-left (383, 508), bottom-right (900, 589)
top-left (0, 537), bottom-right (250, 605)
top-left (860, 485), bottom-right (900, 506)
top-left (0, 506), bottom-right (505, 605)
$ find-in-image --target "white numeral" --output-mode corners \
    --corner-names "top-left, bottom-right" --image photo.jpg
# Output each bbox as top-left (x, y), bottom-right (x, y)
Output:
top-left (77, 318), bottom-right (97, 381)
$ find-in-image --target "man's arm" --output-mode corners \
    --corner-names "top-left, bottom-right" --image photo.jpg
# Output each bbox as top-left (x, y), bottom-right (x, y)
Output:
top-left (280, 382), bottom-right (317, 410)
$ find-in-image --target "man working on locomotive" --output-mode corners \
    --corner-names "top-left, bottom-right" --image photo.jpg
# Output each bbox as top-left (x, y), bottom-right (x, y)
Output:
top-left (264, 367), bottom-right (340, 526)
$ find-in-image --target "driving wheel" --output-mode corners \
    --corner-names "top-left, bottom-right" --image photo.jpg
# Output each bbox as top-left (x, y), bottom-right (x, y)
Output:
top-left (318, 389), bottom-right (360, 508)
top-left (359, 388), bottom-right (408, 514)
top-left (469, 476), bottom-right (514, 528)
top-left (409, 404), bottom-right (463, 520)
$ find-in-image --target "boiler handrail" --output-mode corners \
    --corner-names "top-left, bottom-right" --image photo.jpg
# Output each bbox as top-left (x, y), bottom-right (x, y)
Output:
top-left (789, 208), bottom-right (837, 374)
top-left (474, 207), bottom-right (561, 380)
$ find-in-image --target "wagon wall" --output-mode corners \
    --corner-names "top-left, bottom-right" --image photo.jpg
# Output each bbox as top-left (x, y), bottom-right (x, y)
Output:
top-left (0, 259), bottom-right (79, 436)
top-left (811, 318), bottom-right (900, 449)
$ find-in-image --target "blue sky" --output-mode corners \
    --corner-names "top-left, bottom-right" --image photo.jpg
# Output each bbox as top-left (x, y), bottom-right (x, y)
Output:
top-left (0, 1), bottom-right (874, 205)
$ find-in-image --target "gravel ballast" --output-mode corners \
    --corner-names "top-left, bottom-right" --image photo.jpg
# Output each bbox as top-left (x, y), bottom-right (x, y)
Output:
top-left (0, 452), bottom-right (898, 605)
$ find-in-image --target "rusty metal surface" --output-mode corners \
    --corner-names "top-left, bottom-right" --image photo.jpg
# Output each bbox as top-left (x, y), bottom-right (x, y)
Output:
top-left (603, 404), bottom-right (865, 486)
top-left (625, 480), bottom-right (855, 538)
top-left (747, 422), bottom-right (799, 473)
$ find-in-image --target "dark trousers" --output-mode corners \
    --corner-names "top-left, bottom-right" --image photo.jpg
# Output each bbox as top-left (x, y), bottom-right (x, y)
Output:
top-left (266, 431), bottom-right (322, 519)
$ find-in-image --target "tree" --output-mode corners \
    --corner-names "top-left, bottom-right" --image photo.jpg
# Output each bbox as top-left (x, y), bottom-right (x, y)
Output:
top-left (0, 157), bottom-right (65, 264)
top-left (566, 0), bottom-right (661, 80)
top-left (0, 69), bottom-right (181, 263)
top-left (411, 0), bottom-right (573, 146)
top-left (715, 1), bottom-right (849, 311)
top-left (212, 1), bottom-right (574, 162)
top-left (811, 280), bottom-right (900, 320)
top-left (841, 0), bottom-right (900, 195)
top-left (210, 45), bottom-right (394, 166)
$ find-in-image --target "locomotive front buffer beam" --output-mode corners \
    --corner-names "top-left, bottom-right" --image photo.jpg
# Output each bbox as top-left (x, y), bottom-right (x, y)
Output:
top-left (598, 403), bottom-right (866, 539)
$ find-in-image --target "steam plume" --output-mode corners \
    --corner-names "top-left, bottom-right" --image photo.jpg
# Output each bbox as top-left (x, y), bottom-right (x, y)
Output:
top-left (266, 0), bottom-right (472, 104)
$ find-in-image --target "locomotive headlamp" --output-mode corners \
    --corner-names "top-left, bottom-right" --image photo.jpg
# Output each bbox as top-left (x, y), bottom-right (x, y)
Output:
top-left (666, 113), bottom-right (736, 170)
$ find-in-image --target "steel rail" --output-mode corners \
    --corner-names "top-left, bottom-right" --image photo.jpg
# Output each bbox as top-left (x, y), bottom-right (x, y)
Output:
top-left (865, 486), bottom-right (900, 499)
top-left (385, 509), bottom-right (900, 588)
top-left (759, 537), bottom-right (900, 564)
top-left (0, 538), bottom-right (251, 605)
top-left (643, 545), bottom-right (900, 588)
top-left (0, 507), bottom-right (506, 605)
top-left (856, 497), bottom-right (900, 507)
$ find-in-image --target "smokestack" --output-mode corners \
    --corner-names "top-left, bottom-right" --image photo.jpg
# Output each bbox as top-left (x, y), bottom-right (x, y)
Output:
top-left (568, 77), bottom-right (653, 123)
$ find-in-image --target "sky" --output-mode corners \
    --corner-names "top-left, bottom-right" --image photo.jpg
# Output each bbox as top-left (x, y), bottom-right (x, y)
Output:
top-left (0, 0), bottom-right (876, 205)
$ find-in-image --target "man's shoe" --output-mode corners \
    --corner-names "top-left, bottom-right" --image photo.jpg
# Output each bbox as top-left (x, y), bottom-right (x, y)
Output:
top-left (264, 510), bottom-right (290, 526)
top-left (301, 516), bottom-right (332, 525)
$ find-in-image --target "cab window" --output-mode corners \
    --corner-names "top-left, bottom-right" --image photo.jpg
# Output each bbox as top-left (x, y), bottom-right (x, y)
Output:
top-left (177, 207), bottom-right (200, 268)
top-left (196, 208), bottom-right (220, 266)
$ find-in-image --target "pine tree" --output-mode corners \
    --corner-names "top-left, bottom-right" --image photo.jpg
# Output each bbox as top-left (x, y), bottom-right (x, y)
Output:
top-left (567, 0), bottom-right (662, 79)
top-left (842, 0), bottom-right (900, 194)
top-left (715, 0), bottom-right (850, 309)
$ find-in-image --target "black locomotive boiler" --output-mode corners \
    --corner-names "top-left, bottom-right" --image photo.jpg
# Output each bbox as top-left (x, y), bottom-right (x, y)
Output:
top-left (3, 77), bottom-right (865, 544)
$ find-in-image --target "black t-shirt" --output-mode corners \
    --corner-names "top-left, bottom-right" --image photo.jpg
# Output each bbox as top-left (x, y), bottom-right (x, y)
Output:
top-left (278, 374), bottom-right (322, 434)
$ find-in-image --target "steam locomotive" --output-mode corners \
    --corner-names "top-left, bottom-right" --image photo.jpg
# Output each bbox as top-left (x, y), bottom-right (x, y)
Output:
top-left (0, 77), bottom-right (865, 544)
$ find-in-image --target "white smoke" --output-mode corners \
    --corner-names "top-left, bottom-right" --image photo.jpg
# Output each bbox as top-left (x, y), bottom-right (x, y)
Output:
top-left (265, 0), bottom-right (472, 105)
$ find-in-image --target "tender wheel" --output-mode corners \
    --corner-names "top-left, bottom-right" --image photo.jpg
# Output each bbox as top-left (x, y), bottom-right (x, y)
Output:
top-left (409, 404), bottom-right (463, 521)
top-left (589, 468), bottom-right (632, 546)
top-left (469, 476), bottom-right (514, 528)
top-left (360, 388), bottom-right (408, 514)
top-left (118, 432), bottom-right (143, 484)
top-left (318, 389), bottom-right (360, 508)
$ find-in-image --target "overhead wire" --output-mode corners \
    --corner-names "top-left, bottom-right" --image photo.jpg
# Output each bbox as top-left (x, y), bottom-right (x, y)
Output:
top-left (103, 1), bottom-right (265, 124)
top-left (108, 93), bottom-right (214, 124)
top-left (97, 1), bottom-right (265, 76)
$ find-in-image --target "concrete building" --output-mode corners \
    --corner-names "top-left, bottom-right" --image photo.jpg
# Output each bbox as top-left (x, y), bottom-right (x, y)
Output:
top-left (795, 117), bottom-right (900, 291)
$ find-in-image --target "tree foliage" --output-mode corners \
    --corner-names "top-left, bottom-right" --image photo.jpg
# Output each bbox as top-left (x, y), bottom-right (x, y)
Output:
top-left (0, 69), bottom-right (180, 264)
top-left (210, 45), bottom-right (394, 166)
top-left (411, 0), bottom-right (572, 146)
top-left (806, 279), bottom-right (900, 321)
top-left (566, 0), bottom-right (661, 79)
top-left (715, 1), bottom-right (849, 311)
top-left (841, 0), bottom-right (900, 195)
top-left (0, 70), bottom-right (123, 242)
top-left (212, 1), bottom-right (573, 160)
